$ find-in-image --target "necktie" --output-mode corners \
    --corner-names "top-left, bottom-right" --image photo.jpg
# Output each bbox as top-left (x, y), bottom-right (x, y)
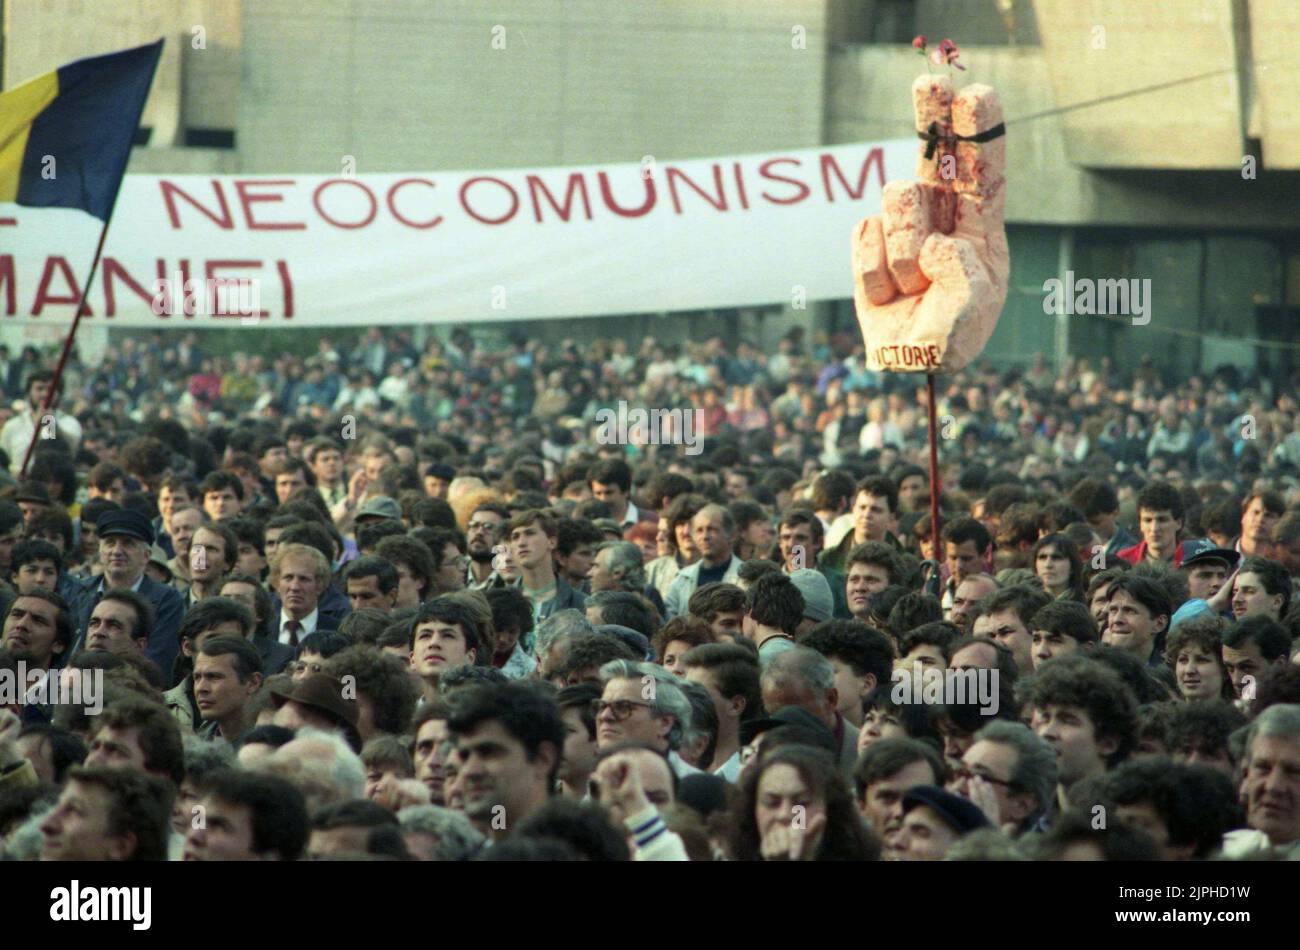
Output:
top-left (285, 619), bottom-right (302, 647)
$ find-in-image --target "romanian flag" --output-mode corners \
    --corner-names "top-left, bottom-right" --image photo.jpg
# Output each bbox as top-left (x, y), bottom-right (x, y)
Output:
top-left (0, 40), bottom-right (162, 222)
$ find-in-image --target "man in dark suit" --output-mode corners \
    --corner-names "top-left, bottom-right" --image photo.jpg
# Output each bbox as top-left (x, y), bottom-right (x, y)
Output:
top-left (253, 626), bottom-right (297, 677)
top-left (267, 583), bottom-right (350, 635)
top-left (71, 510), bottom-right (185, 679)
top-left (267, 525), bottom-right (351, 633)
top-left (266, 542), bottom-right (348, 648)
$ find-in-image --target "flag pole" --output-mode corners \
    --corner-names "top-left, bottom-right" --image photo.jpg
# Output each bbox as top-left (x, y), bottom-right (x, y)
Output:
top-left (18, 188), bottom-right (118, 479)
top-left (16, 39), bottom-right (162, 479)
top-left (926, 373), bottom-right (941, 562)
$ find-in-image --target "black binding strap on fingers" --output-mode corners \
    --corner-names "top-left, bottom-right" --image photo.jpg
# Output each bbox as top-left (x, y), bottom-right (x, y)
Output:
top-left (919, 121), bottom-right (1006, 160)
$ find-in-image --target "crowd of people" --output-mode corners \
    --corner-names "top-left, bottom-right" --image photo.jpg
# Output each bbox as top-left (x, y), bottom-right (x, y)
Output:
top-left (0, 322), bottom-right (1298, 862)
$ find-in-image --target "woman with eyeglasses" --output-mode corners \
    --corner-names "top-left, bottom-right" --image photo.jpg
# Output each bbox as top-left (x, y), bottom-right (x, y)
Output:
top-left (729, 746), bottom-right (879, 861)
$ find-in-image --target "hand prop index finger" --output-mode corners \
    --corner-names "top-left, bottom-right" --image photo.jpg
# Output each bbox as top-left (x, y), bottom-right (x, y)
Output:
top-left (908, 75), bottom-right (957, 237)
top-left (912, 74), bottom-right (955, 184)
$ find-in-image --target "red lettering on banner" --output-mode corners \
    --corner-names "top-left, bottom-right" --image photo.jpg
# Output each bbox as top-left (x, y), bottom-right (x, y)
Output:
top-left (313, 180), bottom-right (378, 229)
top-left (666, 165), bottom-right (727, 215)
top-left (597, 171), bottom-right (656, 218)
top-left (758, 158), bottom-right (810, 205)
top-left (927, 344), bottom-right (940, 365)
top-left (820, 148), bottom-right (886, 202)
top-left (386, 179), bottom-right (442, 229)
top-left (160, 179), bottom-right (233, 230)
top-left (152, 259), bottom-right (172, 318)
top-left (460, 177), bottom-right (520, 225)
top-left (31, 257), bottom-right (91, 316)
top-left (234, 180), bottom-right (306, 231)
top-left (526, 173), bottom-right (592, 223)
top-left (0, 256), bottom-right (14, 314)
top-left (102, 258), bottom-right (154, 315)
top-left (277, 260), bottom-right (294, 318)
top-left (155, 260), bottom-right (195, 318)
top-left (733, 162), bottom-right (749, 211)
top-left (206, 260), bottom-right (269, 317)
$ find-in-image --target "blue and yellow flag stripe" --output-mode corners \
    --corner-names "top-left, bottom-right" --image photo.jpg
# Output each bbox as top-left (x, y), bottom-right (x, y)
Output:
top-left (0, 40), bottom-right (162, 221)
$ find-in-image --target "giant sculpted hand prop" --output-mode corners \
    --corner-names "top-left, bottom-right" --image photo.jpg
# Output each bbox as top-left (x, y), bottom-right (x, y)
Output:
top-left (853, 75), bottom-right (1008, 374)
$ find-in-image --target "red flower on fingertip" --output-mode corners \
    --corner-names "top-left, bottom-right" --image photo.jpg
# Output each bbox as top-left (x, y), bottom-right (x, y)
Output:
top-left (930, 37), bottom-right (966, 70)
top-left (913, 35), bottom-right (928, 51)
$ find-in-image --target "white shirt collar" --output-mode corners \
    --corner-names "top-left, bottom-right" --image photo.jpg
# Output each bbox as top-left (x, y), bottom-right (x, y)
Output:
top-left (712, 750), bottom-right (742, 783)
top-left (278, 606), bottom-right (319, 644)
top-left (99, 574), bottom-right (145, 595)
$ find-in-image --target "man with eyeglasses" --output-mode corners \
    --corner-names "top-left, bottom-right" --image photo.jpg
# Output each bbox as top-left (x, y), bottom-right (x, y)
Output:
top-left (289, 656), bottom-right (327, 681)
top-left (950, 720), bottom-right (1057, 837)
top-left (290, 631), bottom-right (351, 683)
top-left (595, 660), bottom-right (701, 778)
top-left (465, 503), bottom-right (509, 590)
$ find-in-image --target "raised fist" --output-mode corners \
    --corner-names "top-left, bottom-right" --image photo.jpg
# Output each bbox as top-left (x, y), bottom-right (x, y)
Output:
top-left (852, 74), bottom-right (1008, 374)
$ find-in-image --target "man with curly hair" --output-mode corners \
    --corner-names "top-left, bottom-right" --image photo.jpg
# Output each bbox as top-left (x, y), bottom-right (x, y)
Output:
top-left (325, 645), bottom-right (421, 743)
top-left (1021, 654), bottom-right (1138, 812)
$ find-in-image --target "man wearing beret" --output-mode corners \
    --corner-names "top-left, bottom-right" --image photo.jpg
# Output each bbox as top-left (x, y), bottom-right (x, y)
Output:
top-left (895, 784), bottom-right (991, 860)
top-left (70, 510), bottom-right (185, 677)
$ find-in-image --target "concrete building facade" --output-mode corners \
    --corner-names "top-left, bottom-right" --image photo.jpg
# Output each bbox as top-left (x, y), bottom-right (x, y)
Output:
top-left (2, 0), bottom-right (1296, 381)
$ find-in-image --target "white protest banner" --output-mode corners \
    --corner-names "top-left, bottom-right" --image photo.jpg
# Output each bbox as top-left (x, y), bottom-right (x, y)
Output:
top-left (1, 139), bottom-right (913, 327)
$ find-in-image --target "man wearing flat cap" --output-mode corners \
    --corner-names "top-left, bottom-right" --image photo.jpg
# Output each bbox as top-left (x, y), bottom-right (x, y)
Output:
top-left (1169, 539), bottom-right (1240, 628)
top-left (70, 509), bottom-right (185, 676)
top-left (895, 784), bottom-right (991, 860)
